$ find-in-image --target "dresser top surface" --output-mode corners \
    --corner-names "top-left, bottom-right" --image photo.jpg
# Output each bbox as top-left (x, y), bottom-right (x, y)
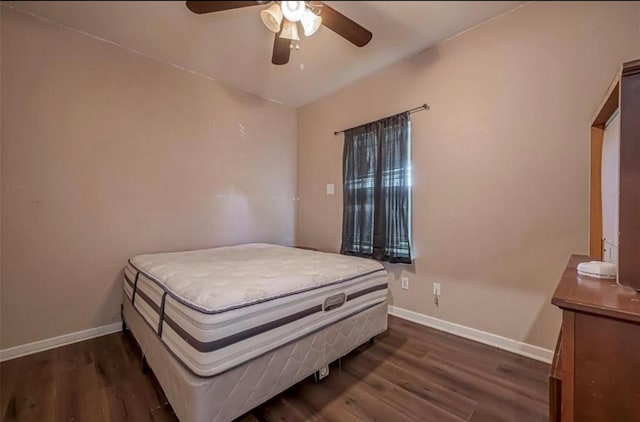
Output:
top-left (552, 254), bottom-right (640, 323)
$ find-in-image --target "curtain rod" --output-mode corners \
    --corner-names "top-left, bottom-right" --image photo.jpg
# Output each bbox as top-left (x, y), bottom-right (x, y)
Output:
top-left (334, 103), bottom-right (430, 136)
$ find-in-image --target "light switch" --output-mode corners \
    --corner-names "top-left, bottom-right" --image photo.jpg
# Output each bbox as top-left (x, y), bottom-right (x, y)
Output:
top-left (326, 184), bottom-right (335, 195)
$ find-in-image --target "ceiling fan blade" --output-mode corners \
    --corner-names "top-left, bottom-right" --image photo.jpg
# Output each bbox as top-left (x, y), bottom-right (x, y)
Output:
top-left (186, 1), bottom-right (261, 14)
top-left (320, 4), bottom-right (372, 47)
top-left (272, 34), bottom-right (291, 65)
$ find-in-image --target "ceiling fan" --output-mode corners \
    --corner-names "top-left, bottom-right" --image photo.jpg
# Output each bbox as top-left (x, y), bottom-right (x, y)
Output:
top-left (185, 1), bottom-right (373, 65)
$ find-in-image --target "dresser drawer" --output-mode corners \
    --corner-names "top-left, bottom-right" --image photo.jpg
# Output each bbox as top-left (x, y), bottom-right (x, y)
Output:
top-left (550, 310), bottom-right (575, 421)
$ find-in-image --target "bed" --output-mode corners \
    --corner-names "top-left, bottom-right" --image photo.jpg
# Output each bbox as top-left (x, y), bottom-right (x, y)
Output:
top-left (121, 243), bottom-right (389, 422)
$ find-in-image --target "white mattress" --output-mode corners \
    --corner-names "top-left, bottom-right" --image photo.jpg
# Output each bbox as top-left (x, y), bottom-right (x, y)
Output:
top-left (123, 243), bottom-right (388, 377)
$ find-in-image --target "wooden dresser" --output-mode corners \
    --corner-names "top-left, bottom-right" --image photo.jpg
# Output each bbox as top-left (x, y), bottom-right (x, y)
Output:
top-left (550, 255), bottom-right (640, 421)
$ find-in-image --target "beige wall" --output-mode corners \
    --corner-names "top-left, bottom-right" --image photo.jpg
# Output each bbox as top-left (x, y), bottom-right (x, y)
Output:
top-left (297, 1), bottom-right (640, 350)
top-left (0, 9), bottom-right (297, 349)
top-left (2, 2), bottom-right (639, 353)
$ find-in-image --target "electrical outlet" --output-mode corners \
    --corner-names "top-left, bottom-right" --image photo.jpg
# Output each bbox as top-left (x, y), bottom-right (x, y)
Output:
top-left (314, 365), bottom-right (329, 382)
top-left (433, 282), bottom-right (441, 297)
top-left (401, 277), bottom-right (409, 290)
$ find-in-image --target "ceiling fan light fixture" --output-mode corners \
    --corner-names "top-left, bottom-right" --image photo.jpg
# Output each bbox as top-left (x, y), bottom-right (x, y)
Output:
top-left (184, 1), bottom-right (373, 66)
top-left (300, 8), bottom-right (321, 37)
top-left (281, 1), bottom-right (305, 23)
top-left (260, 3), bottom-right (283, 33)
top-left (279, 20), bottom-right (300, 41)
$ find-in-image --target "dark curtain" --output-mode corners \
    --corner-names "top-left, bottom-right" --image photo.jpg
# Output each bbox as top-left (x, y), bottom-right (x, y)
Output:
top-left (341, 112), bottom-right (412, 263)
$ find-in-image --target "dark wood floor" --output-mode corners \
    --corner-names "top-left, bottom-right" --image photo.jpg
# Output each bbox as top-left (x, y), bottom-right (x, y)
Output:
top-left (0, 315), bottom-right (550, 421)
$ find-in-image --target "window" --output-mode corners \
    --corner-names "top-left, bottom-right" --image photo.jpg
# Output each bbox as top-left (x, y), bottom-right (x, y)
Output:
top-left (340, 112), bottom-right (412, 263)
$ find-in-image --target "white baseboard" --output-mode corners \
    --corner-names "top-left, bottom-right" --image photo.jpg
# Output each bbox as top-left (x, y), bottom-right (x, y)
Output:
top-left (1, 308), bottom-right (552, 364)
top-left (387, 305), bottom-right (553, 363)
top-left (0, 322), bottom-right (122, 362)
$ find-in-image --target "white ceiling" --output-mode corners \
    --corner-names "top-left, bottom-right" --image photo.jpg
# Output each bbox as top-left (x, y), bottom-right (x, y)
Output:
top-left (6, 1), bottom-right (525, 107)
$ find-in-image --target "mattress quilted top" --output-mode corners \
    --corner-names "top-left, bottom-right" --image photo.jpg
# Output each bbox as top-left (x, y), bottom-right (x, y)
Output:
top-left (129, 243), bottom-right (384, 313)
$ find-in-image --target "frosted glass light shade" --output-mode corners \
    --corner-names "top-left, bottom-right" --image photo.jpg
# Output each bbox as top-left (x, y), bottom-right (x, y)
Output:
top-left (279, 20), bottom-right (300, 40)
top-left (281, 1), bottom-right (305, 23)
top-left (300, 8), bottom-right (321, 36)
top-left (260, 4), bottom-right (283, 33)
